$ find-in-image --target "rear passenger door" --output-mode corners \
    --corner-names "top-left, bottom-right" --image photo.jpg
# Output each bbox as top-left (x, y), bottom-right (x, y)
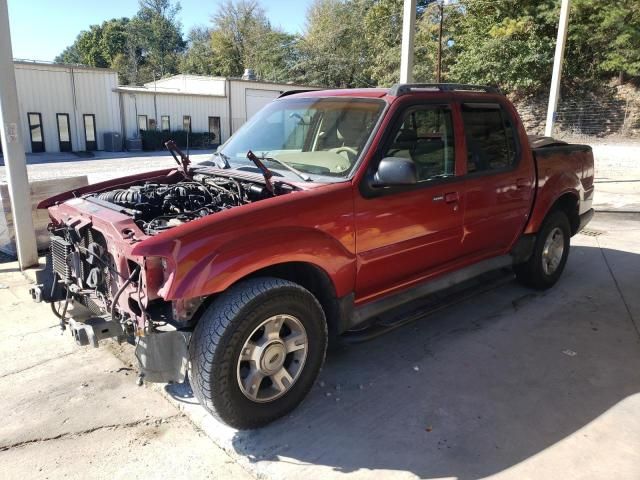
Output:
top-left (459, 102), bottom-right (534, 257)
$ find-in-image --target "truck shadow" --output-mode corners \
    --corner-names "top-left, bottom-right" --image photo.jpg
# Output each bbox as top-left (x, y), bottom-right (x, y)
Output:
top-left (170, 245), bottom-right (640, 479)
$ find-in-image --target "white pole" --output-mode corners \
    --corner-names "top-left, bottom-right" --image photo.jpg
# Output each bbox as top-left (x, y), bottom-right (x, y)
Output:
top-left (545, 0), bottom-right (571, 137)
top-left (399, 0), bottom-right (417, 83)
top-left (0, 0), bottom-right (38, 269)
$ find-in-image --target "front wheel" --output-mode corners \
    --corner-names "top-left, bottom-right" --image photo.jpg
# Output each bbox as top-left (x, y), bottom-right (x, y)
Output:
top-left (514, 210), bottom-right (571, 290)
top-left (189, 277), bottom-right (327, 429)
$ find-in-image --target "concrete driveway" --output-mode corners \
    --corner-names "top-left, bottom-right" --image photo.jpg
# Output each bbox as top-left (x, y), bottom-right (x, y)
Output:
top-left (1, 212), bottom-right (639, 480)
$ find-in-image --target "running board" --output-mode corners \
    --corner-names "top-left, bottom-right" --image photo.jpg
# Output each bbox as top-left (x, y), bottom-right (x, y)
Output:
top-left (341, 267), bottom-right (514, 343)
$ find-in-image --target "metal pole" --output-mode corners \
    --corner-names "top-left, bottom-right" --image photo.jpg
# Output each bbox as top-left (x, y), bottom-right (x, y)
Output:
top-left (0, 0), bottom-right (38, 269)
top-left (437, 1), bottom-right (444, 83)
top-left (545, 0), bottom-right (571, 137)
top-left (153, 72), bottom-right (158, 129)
top-left (399, 0), bottom-right (417, 83)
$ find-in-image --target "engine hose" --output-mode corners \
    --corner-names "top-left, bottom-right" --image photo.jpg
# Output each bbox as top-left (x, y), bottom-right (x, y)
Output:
top-left (110, 266), bottom-right (140, 322)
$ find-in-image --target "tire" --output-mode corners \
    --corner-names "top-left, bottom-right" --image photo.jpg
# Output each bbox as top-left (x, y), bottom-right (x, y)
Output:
top-left (189, 277), bottom-right (327, 429)
top-left (514, 210), bottom-right (571, 290)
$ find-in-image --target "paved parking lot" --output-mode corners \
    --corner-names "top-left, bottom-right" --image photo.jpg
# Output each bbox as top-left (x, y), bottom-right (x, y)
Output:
top-left (1, 212), bottom-right (639, 480)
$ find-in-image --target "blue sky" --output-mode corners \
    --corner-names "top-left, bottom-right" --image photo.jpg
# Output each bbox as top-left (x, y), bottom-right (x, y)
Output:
top-left (8, 0), bottom-right (311, 62)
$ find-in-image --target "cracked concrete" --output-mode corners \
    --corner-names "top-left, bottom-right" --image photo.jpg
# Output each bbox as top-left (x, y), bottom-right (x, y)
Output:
top-left (0, 261), bottom-right (253, 480)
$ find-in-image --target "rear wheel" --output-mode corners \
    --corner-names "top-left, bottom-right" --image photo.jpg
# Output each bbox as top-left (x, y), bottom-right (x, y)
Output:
top-left (189, 277), bottom-right (327, 429)
top-left (515, 210), bottom-right (571, 290)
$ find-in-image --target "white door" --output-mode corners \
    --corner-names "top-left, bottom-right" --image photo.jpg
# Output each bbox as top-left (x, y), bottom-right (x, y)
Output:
top-left (245, 89), bottom-right (280, 121)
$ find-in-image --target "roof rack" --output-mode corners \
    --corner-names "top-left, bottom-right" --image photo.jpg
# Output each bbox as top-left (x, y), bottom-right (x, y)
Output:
top-left (389, 83), bottom-right (501, 96)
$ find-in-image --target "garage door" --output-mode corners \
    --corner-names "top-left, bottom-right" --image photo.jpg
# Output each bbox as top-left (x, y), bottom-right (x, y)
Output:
top-left (245, 89), bottom-right (281, 120)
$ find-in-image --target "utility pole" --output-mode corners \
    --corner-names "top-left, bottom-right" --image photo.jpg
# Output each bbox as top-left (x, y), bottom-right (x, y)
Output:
top-left (545, 0), bottom-right (571, 137)
top-left (0, 0), bottom-right (38, 269)
top-left (400, 0), bottom-right (417, 83)
top-left (436, 1), bottom-right (444, 83)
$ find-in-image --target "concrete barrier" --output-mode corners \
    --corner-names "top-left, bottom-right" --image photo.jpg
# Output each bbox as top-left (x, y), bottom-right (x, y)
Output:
top-left (0, 176), bottom-right (88, 256)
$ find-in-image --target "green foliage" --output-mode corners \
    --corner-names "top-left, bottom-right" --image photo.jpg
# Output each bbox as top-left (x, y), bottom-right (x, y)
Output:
top-left (295, 0), bottom-right (374, 87)
top-left (140, 129), bottom-right (216, 151)
top-left (55, 0), bottom-right (640, 95)
top-left (179, 27), bottom-right (217, 75)
top-left (54, 18), bottom-right (129, 69)
top-left (209, 0), bottom-right (295, 81)
top-left (363, 0), bottom-right (439, 86)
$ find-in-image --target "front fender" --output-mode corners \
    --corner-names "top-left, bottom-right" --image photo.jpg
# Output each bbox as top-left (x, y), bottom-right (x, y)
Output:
top-left (162, 226), bottom-right (356, 300)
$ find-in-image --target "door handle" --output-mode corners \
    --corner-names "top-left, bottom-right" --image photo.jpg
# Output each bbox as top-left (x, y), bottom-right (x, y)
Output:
top-left (444, 192), bottom-right (459, 204)
top-left (516, 178), bottom-right (530, 188)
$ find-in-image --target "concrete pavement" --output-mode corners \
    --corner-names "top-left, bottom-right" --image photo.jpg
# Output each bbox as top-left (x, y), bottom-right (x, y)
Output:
top-left (153, 212), bottom-right (640, 480)
top-left (0, 263), bottom-right (253, 480)
top-left (0, 212), bottom-right (639, 479)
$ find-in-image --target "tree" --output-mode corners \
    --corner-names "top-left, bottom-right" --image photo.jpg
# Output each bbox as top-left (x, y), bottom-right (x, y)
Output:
top-left (128, 0), bottom-right (186, 83)
top-left (446, 0), bottom-right (557, 95)
top-left (296, 0), bottom-right (374, 88)
top-left (180, 26), bottom-right (217, 75)
top-left (363, 0), bottom-right (439, 87)
top-left (55, 44), bottom-right (82, 64)
top-left (54, 18), bottom-right (129, 68)
top-left (209, 0), bottom-right (295, 81)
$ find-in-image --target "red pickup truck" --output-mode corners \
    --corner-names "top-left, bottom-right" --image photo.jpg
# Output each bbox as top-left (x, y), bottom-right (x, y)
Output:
top-left (32, 84), bottom-right (594, 429)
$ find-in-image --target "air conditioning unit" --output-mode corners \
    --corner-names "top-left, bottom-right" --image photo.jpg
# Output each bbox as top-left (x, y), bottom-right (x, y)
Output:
top-left (103, 132), bottom-right (123, 152)
top-left (125, 137), bottom-right (142, 152)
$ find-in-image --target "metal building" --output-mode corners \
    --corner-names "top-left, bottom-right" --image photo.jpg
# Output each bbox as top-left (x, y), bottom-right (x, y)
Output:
top-left (11, 60), bottom-right (120, 153)
top-left (3, 61), bottom-right (317, 155)
top-left (117, 75), bottom-right (315, 146)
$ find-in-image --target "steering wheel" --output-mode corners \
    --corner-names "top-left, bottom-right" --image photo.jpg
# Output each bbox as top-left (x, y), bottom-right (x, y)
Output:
top-left (332, 146), bottom-right (358, 165)
top-left (334, 146), bottom-right (358, 157)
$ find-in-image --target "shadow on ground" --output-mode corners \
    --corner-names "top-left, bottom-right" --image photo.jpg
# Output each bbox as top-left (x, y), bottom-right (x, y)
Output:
top-left (169, 244), bottom-right (640, 479)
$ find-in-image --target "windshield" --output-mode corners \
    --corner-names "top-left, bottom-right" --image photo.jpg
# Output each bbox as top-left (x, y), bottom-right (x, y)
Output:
top-left (217, 97), bottom-right (386, 180)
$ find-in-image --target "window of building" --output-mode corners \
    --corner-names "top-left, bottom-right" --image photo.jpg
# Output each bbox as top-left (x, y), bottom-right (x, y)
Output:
top-left (27, 112), bottom-right (45, 153)
top-left (383, 106), bottom-right (456, 182)
top-left (138, 115), bottom-right (148, 132)
top-left (461, 104), bottom-right (517, 173)
top-left (183, 115), bottom-right (191, 132)
top-left (161, 116), bottom-right (170, 131)
top-left (83, 114), bottom-right (97, 151)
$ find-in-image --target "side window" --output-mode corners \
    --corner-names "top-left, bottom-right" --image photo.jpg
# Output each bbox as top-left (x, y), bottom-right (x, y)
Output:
top-left (461, 104), bottom-right (517, 173)
top-left (383, 106), bottom-right (455, 182)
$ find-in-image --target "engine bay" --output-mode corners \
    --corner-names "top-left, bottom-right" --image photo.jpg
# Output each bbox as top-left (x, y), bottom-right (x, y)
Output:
top-left (85, 172), bottom-right (285, 235)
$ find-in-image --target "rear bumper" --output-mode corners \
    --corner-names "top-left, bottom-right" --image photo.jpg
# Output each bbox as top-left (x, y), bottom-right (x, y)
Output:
top-left (576, 208), bottom-right (594, 234)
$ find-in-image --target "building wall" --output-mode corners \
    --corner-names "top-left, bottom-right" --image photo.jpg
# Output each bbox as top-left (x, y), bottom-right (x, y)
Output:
top-left (13, 62), bottom-right (120, 153)
top-left (228, 80), bottom-right (313, 134)
top-left (119, 91), bottom-right (230, 144)
top-left (4, 63), bottom-right (319, 155)
top-left (73, 68), bottom-right (121, 151)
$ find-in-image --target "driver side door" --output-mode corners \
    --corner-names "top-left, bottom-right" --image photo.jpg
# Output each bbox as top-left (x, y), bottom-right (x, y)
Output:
top-left (354, 102), bottom-right (466, 304)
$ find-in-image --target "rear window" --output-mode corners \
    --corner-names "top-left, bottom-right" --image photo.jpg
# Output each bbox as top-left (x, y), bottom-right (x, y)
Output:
top-left (462, 103), bottom-right (517, 173)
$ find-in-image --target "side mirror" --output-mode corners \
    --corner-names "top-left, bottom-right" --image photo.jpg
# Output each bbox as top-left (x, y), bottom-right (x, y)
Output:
top-left (373, 157), bottom-right (417, 186)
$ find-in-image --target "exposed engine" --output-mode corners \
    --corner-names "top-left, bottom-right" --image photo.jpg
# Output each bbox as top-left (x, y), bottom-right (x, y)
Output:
top-left (88, 173), bottom-right (276, 235)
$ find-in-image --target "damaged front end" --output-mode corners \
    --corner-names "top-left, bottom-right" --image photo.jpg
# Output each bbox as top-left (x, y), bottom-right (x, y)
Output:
top-left (30, 220), bottom-right (192, 384)
top-left (30, 165), bottom-right (288, 384)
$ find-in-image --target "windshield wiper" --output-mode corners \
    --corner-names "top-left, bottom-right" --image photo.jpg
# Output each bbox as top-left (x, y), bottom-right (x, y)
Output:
top-left (259, 153), bottom-right (312, 182)
top-left (246, 150), bottom-right (275, 194)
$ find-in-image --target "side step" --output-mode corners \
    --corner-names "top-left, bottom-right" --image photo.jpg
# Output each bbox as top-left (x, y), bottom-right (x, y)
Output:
top-left (341, 268), bottom-right (514, 343)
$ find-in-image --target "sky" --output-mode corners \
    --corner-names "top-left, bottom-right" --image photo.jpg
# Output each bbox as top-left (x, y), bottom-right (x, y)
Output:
top-left (8, 0), bottom-right (312, 62)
